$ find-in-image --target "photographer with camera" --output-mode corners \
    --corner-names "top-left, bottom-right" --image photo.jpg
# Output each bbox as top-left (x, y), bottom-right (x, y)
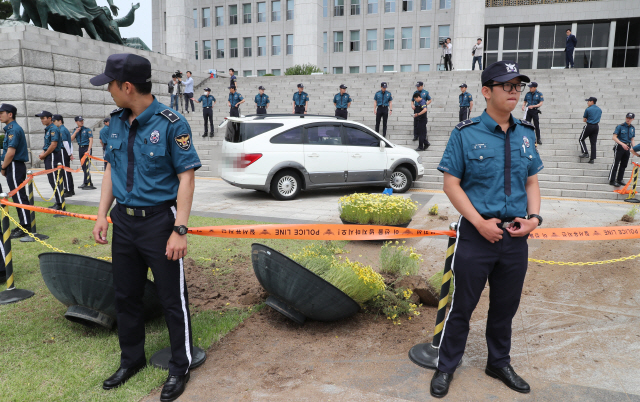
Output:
top-left (442, 38), bottom-right (453, 71)
top-left (168, 73), bottom-right (183, 112)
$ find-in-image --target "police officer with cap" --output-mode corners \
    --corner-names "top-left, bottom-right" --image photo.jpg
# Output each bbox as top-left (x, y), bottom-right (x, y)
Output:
top-left (90, 53), bottom-right (201, 401)
top-left (193, 88), bottom-right (216, 137)
top-left (412, 82), bottom-right (432, 141)
top-left (458, 83), bottom-right (473, 122)
top-left (333, 84), bottom-right (352, 119)
top-left (52, 115), bottom-right (75, 197)
top-left (522, 82), bottom-right (544, 145)
top-left (609, 112), bottom-right (636, 187)
top-left (254, 86), bottom-right (270, 115)
top-left (0, 103), bottom-right (32, 238)
top-left (228, 86), bottom-right (244, 118)
top-left (292, 84), bottom-right (309, 115)
top-left (36, 110), bottom-right (64, 210)
top-left (99, 117), bottom-right (111, 169)
top-left (72, 116), bottom-right (94, 189)
top-left (432, 60), bottom-right (543, 398)
top-left (579, 97), bottom-right (602, 164)
top-left (374, 82), bottom-right (393, 137)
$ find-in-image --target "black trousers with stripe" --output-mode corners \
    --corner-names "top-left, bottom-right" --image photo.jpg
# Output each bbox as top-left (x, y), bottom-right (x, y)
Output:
top-left (579, 123), bottom-right (599, 160)
top-left (44, 151), bottom-right (63, 205)
top-left (525, 108), bottom-right (541, 144)
top-left (294, 105), bottom-right (305, 114)
top-left (203, 108), bottom-right (214, 135)
top-left (335, 108), bottom-right (348, 119)
top-left (110, 203), bottom-right (193, 375)
top-left (62, 148), bottom-right (74, 193)
top-left (376, 106), bottom-right (389, 137)
top-left (609, 144), bottom-right (631, 183)
top-left (459, 107), bottom-right (470, 122)
top-left (437, 217), bottom-right (529, 374)
top-left (6, 161), bottom-right (30, 228)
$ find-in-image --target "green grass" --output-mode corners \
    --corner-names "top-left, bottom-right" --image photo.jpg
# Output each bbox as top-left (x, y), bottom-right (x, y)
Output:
top-left (0, 203), bottom-right (310, 402)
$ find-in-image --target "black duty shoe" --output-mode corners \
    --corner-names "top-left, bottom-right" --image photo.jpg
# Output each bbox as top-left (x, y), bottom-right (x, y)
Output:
top-left (616, 181), bottom-right (626, 187)
top-left (10, 227), bottom-right (27, 239)
top-left (48, 203), bottom-right (58, 209)
top-left (103, 362), bottom-right (146, 390)
top-left (202, 133), bottom-right (208, 137)
top-left (209, 133), bottom-right (214, 137)
top-left (588, 159), bottom-right (595, 164)
top-left (430, 369), bottom-right (453, 398)
top-left (610, 180), bottom-right (619, 186)
top-left (414, 148), bottom-right (424, 151)
top-left (485, 364), bottom-right (530, 393)
top-left (50, 204), bottom-right (62, 211)
top-left (78, 183), bottom-right (87, 189)
top-left (579, 153), bottom-right (589, 158)
top-left (413, 137), bottom-right (418, 141)
top-left (160, 372), bottom-right (190, 402)
top-left (537, 140), bottom-right (542, 145)
top-left (425, 142), bottom-right (431, 149)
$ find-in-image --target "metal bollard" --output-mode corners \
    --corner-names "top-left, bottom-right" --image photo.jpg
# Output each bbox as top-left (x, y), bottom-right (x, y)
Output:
top-left (20, 171), bottom-right (49, 242)
top-left (408, 221), bottom-right (460, 370)
top-left (625, 163), bottom-right (640, 204)
top-left (0, 196), bottom-right (35, 304)
top-left (82, 154), bottom-right (96, 190)
top-left (54, 163), bottom-right (67, 218)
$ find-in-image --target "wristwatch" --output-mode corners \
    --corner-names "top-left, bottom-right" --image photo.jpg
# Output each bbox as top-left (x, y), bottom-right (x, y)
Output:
top-left (528, 214), bottom-right (543, 226)
top-left (173, 225), bottom-right (188, 235)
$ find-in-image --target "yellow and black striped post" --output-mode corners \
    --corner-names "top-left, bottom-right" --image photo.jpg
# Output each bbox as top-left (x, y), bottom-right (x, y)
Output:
top-left (408, 221), bottom-right (460, 370)
top-left (20, 172), bottom-right (49, 243)
top-left (0, 195), bottom-right (34, 304)
top-left (82, 154), bottom-right (96, 190)
top-left (53, 163), bottom-right (67, 218)
top-left (625, 163), bottom-right (640, 204)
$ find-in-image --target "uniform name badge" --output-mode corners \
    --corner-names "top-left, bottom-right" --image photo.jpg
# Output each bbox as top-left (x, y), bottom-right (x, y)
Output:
top-left (150, 130), bottom-right (160, 144)
top-left (523, 136), bottom-right (530, 148)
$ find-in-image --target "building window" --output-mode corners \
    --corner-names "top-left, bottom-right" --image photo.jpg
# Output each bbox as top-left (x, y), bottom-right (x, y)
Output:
top-left (257, 69), bottom-right (266, 76)
top-left (385, 0), bottom-right (395, 13)
top-left (613, 18), bottom-right (640, 68)
top-left (257, 2), bottom-right (266, 22)
top-left (418, 64), bottom-right (430, 71)
top-left (323, 0), bottom-right (328, 17)
top-left (400, 64), bottom-right (411, 72)
top-left (384, 28), bottom-right (394, 50)
top-left (420, 0), bottom-right (431, 10)
top-left (193, 9), bottom-right (197, 28)
top-left (272, 35), bottom-right (281, 55)
top-left (401, 27), bottom-right (412, 49)
top-left (402, 0), bottom-right (412, 11)
top-left (203, 40), bottom-right (211, 59)
top-left (257, 36), bottom-right (266, 56)
top-left (368, 0), bottom-right (378, 13)
top-left (334, 31), bottom-right (344, 52)
top-left (272, 1), bottom-right (281, 21)
top-left (243, 37), bottom-right (252, 57)
top-left (439, 0), bottom-right (450, 9)
top-left (383, 65), bottom-right (394, 72)
top-left (202, 8), bottom-right (210, 27)
top-left (324, 67), bottom-right (328, 73)
top-left (229, 5), bottom-right (238, 24)
top-left (272, 69), bottom-right (281, 76)
top-left (351, 0), bottom-right (360, 15)
top-left (350, 66), bottom-right (360, 73)
top-left (333, 67), bottom-right (343, 74)
top-left (215, 7), bottom-right (224, 26)
top-left (334, 0), bottom-right (344, 16)
top-left (419, 26), bottom-right (430, 49)
top-left (287, 0), bottom-right (294, 19)
top-left (243, 70), bottom-right (252, 77)
top-left (216, 39), bottom-right (224, 58)
top-left (367, 29), bottom-right (377, 51)
top-left (350, 30), bottom-right (360, 51)
top-left (287, 34), bottom-right (294, 55)
top-left (230, 38), bottom-right (238, 58)
top-left (438, 25), bottom-right (449, 45)
top-left (195, 41), bottom-right (198, 60)
top-left (323, 32), bottom-right (328, 52)
top-left (243, 3), bottom-right (252, 23)
top-left (366, 65), bottom-right (376, 73)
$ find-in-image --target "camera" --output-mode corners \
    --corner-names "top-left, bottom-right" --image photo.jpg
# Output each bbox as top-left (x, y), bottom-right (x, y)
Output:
top-left (175, 70), bottom-right (183, 79)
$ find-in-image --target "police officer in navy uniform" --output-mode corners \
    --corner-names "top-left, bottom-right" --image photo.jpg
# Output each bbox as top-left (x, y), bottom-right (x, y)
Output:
top-left (228, 86), bottom-right (245, 117)
top-left (254, 86), bottom-right (270, 115)
top-left (609, 112), bottom-right (636, 187)
top-left (522, 82), bottom-right (544, 145)
top-left (53, 115), bottom-right (75, 197)
top-left (193, 88), bottom-right (216, 137)
top-left (292, 84), bottom-right (309, 115)
top-left (458, 83), bottom-right (473, 122)
top-left (432, 60), bottom-right (543, 398)
top-left (374, 82), bottom-right (393, 137)
top-left (36, 110), bottom-right (64, 210)
top-left (90, 53), bottom-right (201, 402)
top-left (412, 82), bottom-right (432, 141)
top-left (72, 116), bottom-right (94, 189)
top-left (99, 117), bottom-right (111, 169)
top-left (579, 97), bottom-right (602, 164)
top-left (333, 84), bottom-right (352, 119)
top-left (412, 92), bottom-right (428, 151)
top-left (0, 103), bottom-right (32, 238)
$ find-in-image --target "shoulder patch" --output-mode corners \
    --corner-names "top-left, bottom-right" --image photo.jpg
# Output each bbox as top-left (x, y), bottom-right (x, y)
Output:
top-left (110, 107), bottom-right (124, 115)
top-left (519, 119), bottom-right (535, 128)
top-left (161, 109), bottom-right (180, 123)
top-left (455, 119), bottom-right (478, 130)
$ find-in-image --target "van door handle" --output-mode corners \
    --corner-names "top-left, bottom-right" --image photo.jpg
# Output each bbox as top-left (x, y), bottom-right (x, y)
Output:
top-left (308, 153), bottom-right (319, 157)
top-left (352, 154), bottom-right (362, 158)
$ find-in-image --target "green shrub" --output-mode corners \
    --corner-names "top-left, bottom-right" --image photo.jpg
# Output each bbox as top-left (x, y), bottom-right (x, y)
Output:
top-left (262, 73), bottom-right (275, 76)
top-left (367, 288), bottom-right (420, 325)
top-left (428, 271), bottom-right (454, 298)
top-left (379, 241), bottom-right (422, 276)
top-left (284, 63), bottom-right (323, 75)
top-left (339, 193), bottom-right (418, 225)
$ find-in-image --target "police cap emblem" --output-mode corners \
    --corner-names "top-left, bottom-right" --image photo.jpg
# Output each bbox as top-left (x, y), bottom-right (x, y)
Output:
top-left (175, 133), bottom-right (191, 150)
top-left (150, 130), bottom-right (160, 144)
top-left (505, 63), bottom-right (517, 73)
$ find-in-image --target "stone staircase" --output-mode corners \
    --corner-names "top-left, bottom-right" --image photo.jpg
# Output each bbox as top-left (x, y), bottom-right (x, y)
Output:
top-left (82, 68), bottom-right (640, 200)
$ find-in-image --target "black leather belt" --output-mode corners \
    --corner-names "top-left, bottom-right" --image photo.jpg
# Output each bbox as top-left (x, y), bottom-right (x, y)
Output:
top-left (378, 105), bottom-right (388, 108)
top-left (337, 108), bottom-right (347, 110)
top-left (257, 106), bottom-right (266, 108)
top-left (117, 200), bottom-right (176, 217)
top-left (204, 106), bottom-right (212, 108)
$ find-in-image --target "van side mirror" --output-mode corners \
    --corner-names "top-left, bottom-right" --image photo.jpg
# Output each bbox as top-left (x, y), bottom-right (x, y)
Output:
top-left (380, 141), bottom-right (386, 151)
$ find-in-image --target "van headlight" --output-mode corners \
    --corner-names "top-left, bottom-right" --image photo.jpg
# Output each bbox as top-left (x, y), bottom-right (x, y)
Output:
top-left (417, 156), bottom-right (423, 164)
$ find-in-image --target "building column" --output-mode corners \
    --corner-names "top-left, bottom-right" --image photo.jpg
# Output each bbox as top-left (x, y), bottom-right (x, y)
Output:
top-left (606, 21), bottom-right (616, 68)
top-left (532, 25), bottom-right (540, 69)
top-left (452, 0), bottom-right (485, 71)
top-left (166, 0), bottom-right (192, 61)
top-left (293, 0), bottom-right (323, 67)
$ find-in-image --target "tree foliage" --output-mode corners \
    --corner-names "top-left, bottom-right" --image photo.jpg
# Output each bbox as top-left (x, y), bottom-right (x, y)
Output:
top-left (284, 63), bottom-right (323, 76)
top-left (0, 0), bottom-right (13, 20)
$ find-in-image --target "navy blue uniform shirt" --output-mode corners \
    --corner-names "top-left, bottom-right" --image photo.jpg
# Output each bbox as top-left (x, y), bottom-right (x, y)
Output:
top-left (614, 123), bottom-right (635, 144)
top-left (100, 125), bottom-right (109, 149)
top-left (59, 125), bottom-right (71, 148)
top-left (415, 89), bottom-right (431, 102)
top-left (293, 91), bottom-right (309, 106)
top-left (333, 93), bottom-right (352, 108)
top-left (459, 92), bottom-right (473, 107)
top-left (414, 99), bottom-right (427, 115)
top-left (583, 105), bottom-right (602, 124)
top-left (104, 97), bottom-right (202, 207)
top-left (254, 93), bottom-right (270, 107)
top-left (374, 90), bottom-right (393, 107)
top-left (524, 91), bottom-right (544, 107)
top-left (437, 111), bottom-right (544, 219)
top-left (228, 92), bottom-right (244, 106)
top-left (198, 95), bottom-right (216, 107)
top-left (76, 126), bottom-right (93, 146)
top-left (43, 123), bottom-right (62, 152)
top-left (2, 121), bottom-right (29, 162)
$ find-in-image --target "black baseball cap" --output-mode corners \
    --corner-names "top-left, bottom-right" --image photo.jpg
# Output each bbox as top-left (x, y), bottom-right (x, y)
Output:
top-left (459, 83), bottom-right (467, 88)
top-left (103, 117), bottom-right (111, 123)
top-left (52, 114), bottom-right (63, 121)
top-left (0, 103), bottom-right (17, 115)
top-left (339, 84), bottom-right (347, 89)
top-left (228, 85), bottom-right (236, 89)
top-left (626, 112), bottom-right (635, 119)
top-left (416, 81), bottom-right (424, 87)
top-left (481, 61), bottom-right (530, 85)
top-left (258, 86), bottom-right (265, 90)
top-left (35, 110), bottom-right (53, 118)
top-left (381, 82), bottom-right (387, 88)
top-left (90, 53), bottom-right (152, 86)
top-left (528, 82), bottom-right (538, 87)
top-left (74, 116), bottom-right (84, 121)
top-left (297, 83), bottom-right (304, 88)
top-left (204, 87), bottom-right (211, 91)
top-left (585, 97), bottom-right (597, 103)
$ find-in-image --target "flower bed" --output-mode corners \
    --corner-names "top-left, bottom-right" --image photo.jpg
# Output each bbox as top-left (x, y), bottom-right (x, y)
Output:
top-left (339, 193), bottom-right (419, 226)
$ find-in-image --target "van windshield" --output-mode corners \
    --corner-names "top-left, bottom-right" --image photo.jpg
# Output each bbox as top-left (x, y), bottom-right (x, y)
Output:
top-left (225, 122), bottom-right (283, 142)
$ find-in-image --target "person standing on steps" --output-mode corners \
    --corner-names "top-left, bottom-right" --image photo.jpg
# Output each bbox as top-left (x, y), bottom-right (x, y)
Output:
top-left (412, 81), bottom-right (432, 141)
top-left (254, 86), bottom-right (270, 115)
top-left (374, 82), bottom-right (393, 138)
top-left (458, 83), bottom-right (473, 122)
top-left (565, 29), bottom-right (577, 69)
top-left (36, 110), bottom-right (64, 210)
top-left (472, 38), bottom-right (483, 70)
top-left (432, 60), bottom-right (543, 399)
top-left (412, 92), bottom-right (428, 151)
top-left (579, 97), bottom-right (602, 164)
top-left (99, 117), bottom-right (111, 170)
top-left (609, 112), bottom-right (636, 187)
top-left (182, 71), bottom-right (195, 114)
top-left (53, 115), bottom-right (75, 197)
top-left (193, 88), bottom-right (216, 137)
top-left (229, 68), bottom-right (238, 90)
top-left (333, 84), bottom-right (352, 119)
top-left (292, 84), bottom-right (309, 115)
top-left (168, 75), bottom-right (181, 111)
top-left (522, 82), bottom-right (544, 145)
top-left (72, 116), bottom-right (94, 189)
top-left (228, 86), bottom-right (245, 117)
top-left (443, 38), bottom-right (453, 71)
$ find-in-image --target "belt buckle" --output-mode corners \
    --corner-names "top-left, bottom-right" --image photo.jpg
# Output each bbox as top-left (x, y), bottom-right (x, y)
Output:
top-left (126, 207), bottom-right (134, 216)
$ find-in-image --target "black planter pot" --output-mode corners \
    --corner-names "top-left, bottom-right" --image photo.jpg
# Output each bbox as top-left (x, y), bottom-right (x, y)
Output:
top-left (39, 252), bottom-right (164, 329)
top-left (251, 243), bottom-right (360, 324)
top-left (340, 217), bottom-right (412, 228)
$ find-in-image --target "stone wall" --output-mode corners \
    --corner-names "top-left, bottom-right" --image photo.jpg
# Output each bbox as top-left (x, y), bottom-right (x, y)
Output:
top-left (0, 24), bottom-right (207, 166)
